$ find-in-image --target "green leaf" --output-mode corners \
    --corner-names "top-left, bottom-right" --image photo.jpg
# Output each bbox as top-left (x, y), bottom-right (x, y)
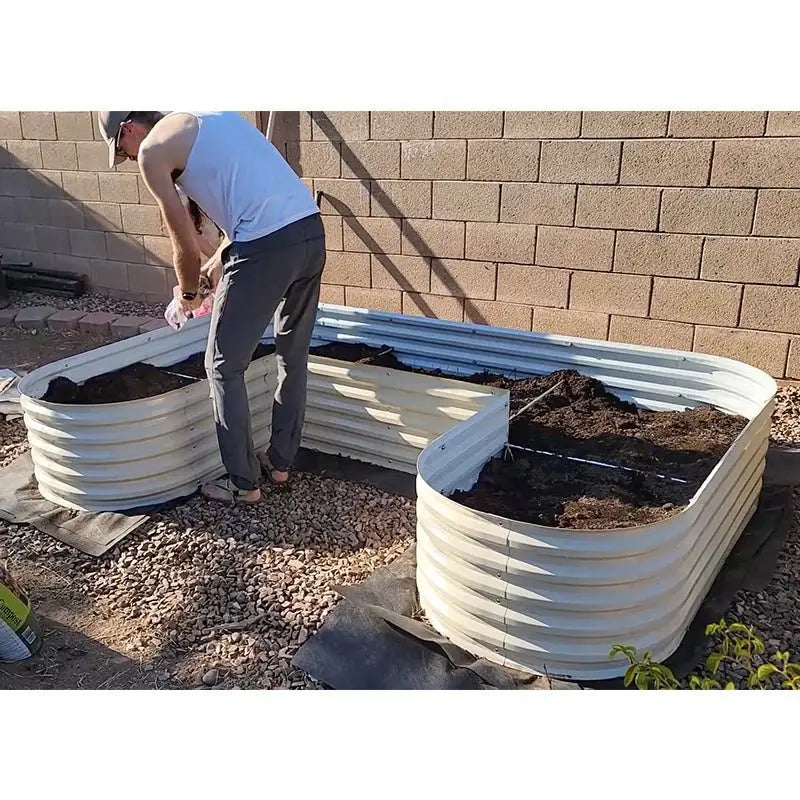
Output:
top-left (724, 681), bottom-right (735, 690)
top-left (706, 652), bottom-right (724, 675)
top-left (624, 666), bottom-right (635, 688)
top-left (755, 663), bottom-right (779, 684)
top-left (635, 671), bottom-right (650, 690)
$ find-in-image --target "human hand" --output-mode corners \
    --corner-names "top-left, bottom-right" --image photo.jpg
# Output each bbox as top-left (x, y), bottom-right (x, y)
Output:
top-left (179, 293), bottom-right (204, 317)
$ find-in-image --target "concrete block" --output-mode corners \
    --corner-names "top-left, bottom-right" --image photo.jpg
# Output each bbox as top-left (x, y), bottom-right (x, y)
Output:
top-left (342, 216), bottom-right (402, 254)
top-left (496, 264), bottom-right (570, 307)
top-left (344, 287), bottom-right (402, 313)
top-left (371, 254), bottom-right (431, 292)
top-left (540, 140), bottom-right (621, 184)
top-left (371, 180), bottom-right (430, 218)
top-left (402, 292), bottom-right (464, 321)
top-left (433, 181), bottom-right (500, 221)
top-left (701, 236), bottom-right (800, 285)
top-left (322, 251), bottom-right (371, 286)
top-left (15, 305), bottom-right (56, 329)
top-left (533, 307), bottom-right (609, 340)
top-left (575, 186), bottom-right (659, 231)
top-left (621, 140), bottom-right (713, 186)
top-left (402, 218), bottom-right (464, 259)
top-left (341, 141), bottom-right (400, 180)
top-left (465, 221), bottom-right (536, 263)
top-left (651, 277), bottom-right (741, 326)
top-left (401, 140), bottom-right (465, 180)
top-left (694, 325), bottom-right (789, 376)
top-left (609, 315), bottom-right (694, 351)
top-left (467, 140), bottom-right (540, 181)
top-left (430, 259), bottom-right (497, 300)
top-left (668, 111), bottom-right (767, 138)
top-left (614, 231), bottom-right (702, 278)
top-left (570, 272), bottom-right (652, 317)
top-left (536, 226), bottom-right (615, 271)
top-left (660, 188), bottom-right (756, 235)
top-left (464, 299), bottom-right (532, 330)
top-left (500, 182), bottom-right (575, 226)
top-left (434, 112), bottom-right (503, 138)
top-left (21, 112), bottom-right (56, 140)
top-left (371, 112), bottom-right (432, 140)
top-left (139, 318), bottom-right (169, 333)
top-left (740, 285), bottom-right (800, 334)
top-left (55, 112), bottom-right (94, 141)
top-left (504, 112), bottom-right (580, 138)
top-left (712, 139), bottom-right (800, 187)
top-left (753, 190), bottom-right (800, 237)
top-left (111, 315), bottom-right (153, 339)
top-left (78, 311), bottom-right (119, 334)
top-left (41, 141), bottom-right (78, 170)
top-left (47, 309), bottom-right (87, 331)
top-left (581, 111), bottom-right (668, 138)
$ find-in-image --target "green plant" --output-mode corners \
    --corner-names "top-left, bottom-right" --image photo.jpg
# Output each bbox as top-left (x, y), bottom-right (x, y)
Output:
top-left (610, 619), bottom-right (800, 690)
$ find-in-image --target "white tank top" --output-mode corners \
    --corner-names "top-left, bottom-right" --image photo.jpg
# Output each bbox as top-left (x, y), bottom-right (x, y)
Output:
top-left (170, 111), bottom-right (319, 243)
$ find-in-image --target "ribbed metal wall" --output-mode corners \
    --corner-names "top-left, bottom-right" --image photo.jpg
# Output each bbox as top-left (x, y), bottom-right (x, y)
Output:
top-left (302, 357), bottom-right (508, 473)
top-left (19, 319), bottom-right (276, 512)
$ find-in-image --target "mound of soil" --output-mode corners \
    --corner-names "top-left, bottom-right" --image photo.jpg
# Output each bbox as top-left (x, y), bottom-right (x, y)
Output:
top-left (451, 451), bottom-right (687, 529)
top-left (42, 343), bottom-right (275, 404)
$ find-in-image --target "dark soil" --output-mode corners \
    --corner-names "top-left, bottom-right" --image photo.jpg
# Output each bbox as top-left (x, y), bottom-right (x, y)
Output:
top-left (42, 343), bottom-right (275, 404)
top-left (451, 452), bottom-right (688, 530)
top-left (306, 341), bottom-right (749, 530)
top-left (310, 341), bottom-right (408, 369)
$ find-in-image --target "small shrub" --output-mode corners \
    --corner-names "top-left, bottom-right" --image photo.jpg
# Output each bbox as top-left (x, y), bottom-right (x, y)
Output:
top-left (610, 619), bottom-right (800, 690)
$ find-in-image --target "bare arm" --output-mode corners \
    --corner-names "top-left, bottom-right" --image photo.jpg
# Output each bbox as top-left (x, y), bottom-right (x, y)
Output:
top-left (139, 146), bottom-right (202, 294)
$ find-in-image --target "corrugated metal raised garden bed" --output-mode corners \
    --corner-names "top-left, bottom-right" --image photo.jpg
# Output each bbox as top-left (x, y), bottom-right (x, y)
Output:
top-left (17, 304), bottom-right (777, 680)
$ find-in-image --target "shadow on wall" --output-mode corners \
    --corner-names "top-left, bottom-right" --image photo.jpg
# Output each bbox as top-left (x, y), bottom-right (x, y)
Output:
top-left (0, 145), bottom-right (174, 304)
top-left (274, 111), bottom-right (488, 326)
top-left (3, 115), bottom-right (485, 322)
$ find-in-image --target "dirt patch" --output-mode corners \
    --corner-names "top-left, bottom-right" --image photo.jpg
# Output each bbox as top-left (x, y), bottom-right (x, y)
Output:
top-left (0, 326), bottom-right (112, 374)
top-left (310, 342), bottom-right (748, 529)
top-left (41, 343), bottom-right (276, 404)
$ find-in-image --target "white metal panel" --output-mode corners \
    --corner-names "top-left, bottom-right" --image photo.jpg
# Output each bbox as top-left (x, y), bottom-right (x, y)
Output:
top-left (301, 356), bottom-right (509, 474)
top-left (18, 316), bottom-right (277, 512)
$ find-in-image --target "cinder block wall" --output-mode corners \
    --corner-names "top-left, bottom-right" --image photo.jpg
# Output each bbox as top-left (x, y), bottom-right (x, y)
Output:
top-left (2, 111), bottom-right (800, 379)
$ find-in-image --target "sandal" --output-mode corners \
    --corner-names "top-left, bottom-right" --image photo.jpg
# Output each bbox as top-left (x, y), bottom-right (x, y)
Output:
top-left (201, 477), bottom-right (262, 505)
top-left (258, 452), bottom-right (291, 487)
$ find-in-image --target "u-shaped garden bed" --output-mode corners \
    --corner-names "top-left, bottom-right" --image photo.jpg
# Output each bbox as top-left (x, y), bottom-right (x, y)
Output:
top-left (17, 305), bottom-right (777, 679)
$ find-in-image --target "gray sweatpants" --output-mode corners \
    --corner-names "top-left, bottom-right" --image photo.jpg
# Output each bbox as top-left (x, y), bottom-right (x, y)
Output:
top-left (205, 213), bottom-right (326, 490)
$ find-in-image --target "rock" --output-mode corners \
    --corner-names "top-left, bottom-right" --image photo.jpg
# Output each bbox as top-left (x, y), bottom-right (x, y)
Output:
top-left (202, 668), bottom-right (219, 686)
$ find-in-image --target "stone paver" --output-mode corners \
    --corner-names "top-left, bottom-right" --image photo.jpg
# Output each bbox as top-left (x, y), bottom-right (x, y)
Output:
top-left (0, 307), bottom-right (19, 327)
top-left (14, 306), bottom-right (57, 330)
top-left (77, 311), bottom-right (120, 334)
top-left (138, 317), bottom-right (168, 333)
top-left (47, 309), bottom-right (87, 331)
top-left (110, 315), bottom-right (152, 339)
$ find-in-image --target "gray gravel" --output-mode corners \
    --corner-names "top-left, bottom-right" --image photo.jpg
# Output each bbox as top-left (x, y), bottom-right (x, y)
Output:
top-left (0, 416), bottom-right (414, 689)
top-left (6, 289), bottom-right (165, 321)
top-left (771, 386), bottom-right (800, 447)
